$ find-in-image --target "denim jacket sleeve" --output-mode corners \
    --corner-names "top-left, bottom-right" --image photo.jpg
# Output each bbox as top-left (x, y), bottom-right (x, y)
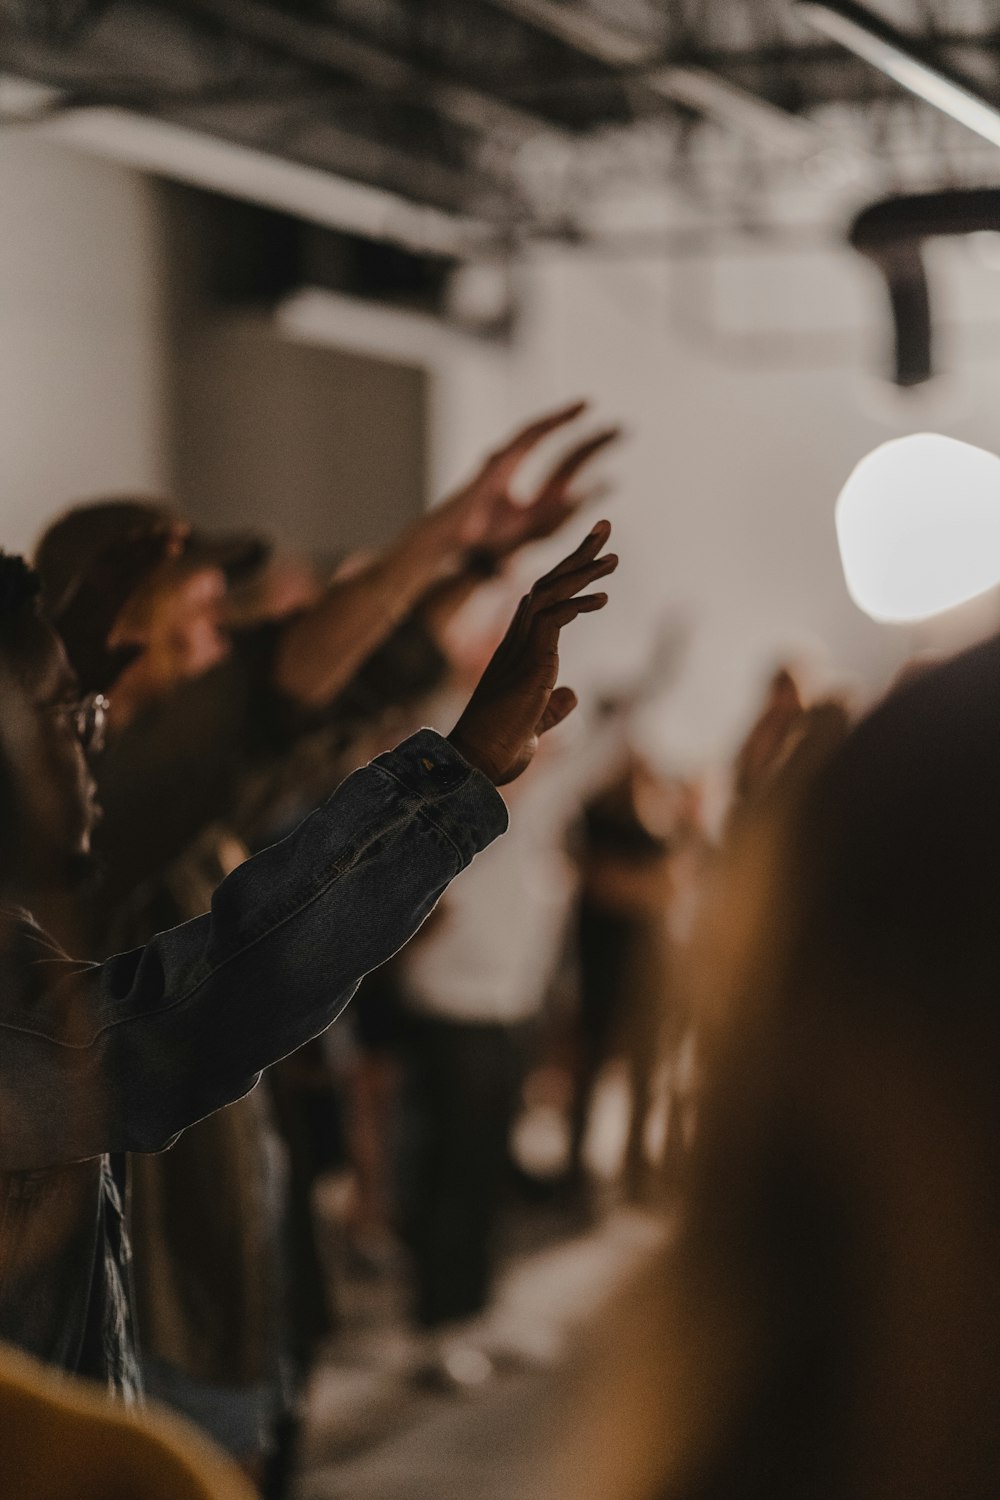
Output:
top-left (0, 731), bottom-right (508, 1170)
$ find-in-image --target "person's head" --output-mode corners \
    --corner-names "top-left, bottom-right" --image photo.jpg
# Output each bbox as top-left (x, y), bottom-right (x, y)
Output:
top-left (34, 499), bottom-right (270, 710)
top-left (552, 639), bottom-right (1000, 1500)
top-left (0, 554), bottom-right (103, 889)
top-left (696, 644), bottom-right (1000, 1499)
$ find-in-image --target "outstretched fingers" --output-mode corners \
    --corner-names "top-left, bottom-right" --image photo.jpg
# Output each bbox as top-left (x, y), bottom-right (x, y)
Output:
top-left (519, 590), bottom-right (610, 677)
top-left (531, 520), bottom-right (614, 593)
top-left (537, 685), bottom-right (579, 736)
top-left (482, 401), bottom-right (589, 489)
top-left (496, 400), bottom-right (588, 460)
top-left (529, 550), bottom-right (618, 611)
top-left (559, 479), bottom-right (614, 514)
top-left (538, 427), bottom-right (621, 500)
top-left (495, 521), bottom-right (616, 670)
top-left (501, 522), bottom-right (615, 651)
top-left (535, 592), bottom-right (609, 628)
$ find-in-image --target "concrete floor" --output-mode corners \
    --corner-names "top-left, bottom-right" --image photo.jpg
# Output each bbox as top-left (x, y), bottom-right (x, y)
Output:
top-left (295, 1206), bottom-right (665, 1500)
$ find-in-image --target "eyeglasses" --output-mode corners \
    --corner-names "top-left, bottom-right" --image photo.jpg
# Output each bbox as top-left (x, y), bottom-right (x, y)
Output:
top-left (47, 693), bottom-right (109, 756)
top-left (76, 692), bottom-right (109, 756)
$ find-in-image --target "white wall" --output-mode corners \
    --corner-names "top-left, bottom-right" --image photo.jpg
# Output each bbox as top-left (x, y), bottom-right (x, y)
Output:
top-left (423, 238), bottom-right (1000, 769)
top-left (0, 135), bottom-right (166, 555)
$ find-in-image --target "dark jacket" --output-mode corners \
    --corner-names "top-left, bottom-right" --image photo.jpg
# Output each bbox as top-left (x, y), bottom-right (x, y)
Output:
top-left (0, 731), bottom-right (506, 1397)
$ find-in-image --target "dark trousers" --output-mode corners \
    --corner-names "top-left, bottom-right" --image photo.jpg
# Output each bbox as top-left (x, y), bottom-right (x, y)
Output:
top-left (399, 1016), bottom-right (523, 1329)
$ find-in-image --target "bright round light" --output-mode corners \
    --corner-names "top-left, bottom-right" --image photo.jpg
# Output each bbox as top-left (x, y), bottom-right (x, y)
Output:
top-left (835, 433), bottom-right (1000, 623)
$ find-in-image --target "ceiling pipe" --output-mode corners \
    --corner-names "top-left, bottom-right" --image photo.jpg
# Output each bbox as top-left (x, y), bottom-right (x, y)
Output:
top-left (797, 0), bottom-right (1000, 150)
top-left (849, 188), bottom-right (1000, 386)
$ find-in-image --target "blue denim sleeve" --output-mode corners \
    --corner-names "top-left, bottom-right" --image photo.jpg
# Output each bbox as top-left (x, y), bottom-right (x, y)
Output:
top-left (0, 731), bottom-right (507, 1169)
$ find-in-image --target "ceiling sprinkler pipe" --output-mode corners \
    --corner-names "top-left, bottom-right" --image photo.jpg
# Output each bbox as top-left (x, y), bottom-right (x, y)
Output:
top-left (849, 189), bottom-right (1000, 386)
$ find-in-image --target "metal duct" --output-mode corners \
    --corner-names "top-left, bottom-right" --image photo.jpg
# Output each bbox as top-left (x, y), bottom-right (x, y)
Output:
top-left (850, 189), bottom-right (1000, 386)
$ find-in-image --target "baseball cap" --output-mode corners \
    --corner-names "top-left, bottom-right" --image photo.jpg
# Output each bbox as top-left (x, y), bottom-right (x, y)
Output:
top-left (34, 498), bottom-right (272, 692)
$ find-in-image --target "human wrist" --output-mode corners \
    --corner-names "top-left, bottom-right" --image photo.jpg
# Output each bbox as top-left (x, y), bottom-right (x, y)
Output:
top-left (415, 495), bottom-right (469, 557)
top-left (373, 729), bottom-right (509, 854)
top-left (463, 546), bottom-right (502, 579)
top-left (447, 723), bottom-right (501, 785)
top-left (383, 521), bottom-right (459, 609)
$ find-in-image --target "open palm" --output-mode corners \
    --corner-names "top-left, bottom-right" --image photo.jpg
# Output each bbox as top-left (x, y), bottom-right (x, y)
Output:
top-left (446, 402), bottom-right (620, 561)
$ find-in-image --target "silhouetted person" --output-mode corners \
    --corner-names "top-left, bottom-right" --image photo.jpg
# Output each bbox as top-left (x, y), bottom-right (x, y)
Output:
top-left (549, 636), bottom-right (1000, 1500)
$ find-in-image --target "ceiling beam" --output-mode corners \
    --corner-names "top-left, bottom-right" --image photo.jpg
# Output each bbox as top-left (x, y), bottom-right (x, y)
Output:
top-left (479, 0), bottom-right (832, 153)
top-left (798, 0), bottom-right (1000, 150)
top-left (478, 0), bottom-right (658, 67)
top-left (31, 99), bottom-right (495, 257)
top-left (164, 0), bottom-right (562, 143)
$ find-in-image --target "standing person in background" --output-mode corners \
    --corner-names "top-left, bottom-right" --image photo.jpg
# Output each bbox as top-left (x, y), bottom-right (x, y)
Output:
top-left (569, 756), bottom-right (702, 1207)
top-left (393, 670), bottom-right (653, 1388)
top-left (395, 740), bottom-right (605, 1388)
top-left (568, 756), bottom-right (675, 1207)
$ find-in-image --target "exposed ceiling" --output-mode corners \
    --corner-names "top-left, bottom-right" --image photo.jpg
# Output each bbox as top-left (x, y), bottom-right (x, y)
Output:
top-left (3, 1), bottom-right (1000, 246)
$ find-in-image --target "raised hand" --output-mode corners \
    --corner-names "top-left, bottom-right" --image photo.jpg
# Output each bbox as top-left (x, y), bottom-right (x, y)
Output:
top-left (733, 668), bottom-right (807, 800)
top-left (448, 521), bottom-right (618, 786)
top-left (437, 402), bottom-right (621, 561)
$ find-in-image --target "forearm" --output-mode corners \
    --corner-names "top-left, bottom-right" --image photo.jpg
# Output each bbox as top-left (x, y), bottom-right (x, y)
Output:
top-left (0, 732), bottom-right (507, 1168)
top-left (418, 558), bottom-right (499, 646)
top-left (272, 515), bottom-right (462, 707)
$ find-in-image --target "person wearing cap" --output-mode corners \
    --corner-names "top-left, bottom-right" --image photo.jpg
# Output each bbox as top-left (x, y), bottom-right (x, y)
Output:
top-left (0, 523), bottom-right (617, 1411)
top-left (34, 404), bottom-right (618, 924)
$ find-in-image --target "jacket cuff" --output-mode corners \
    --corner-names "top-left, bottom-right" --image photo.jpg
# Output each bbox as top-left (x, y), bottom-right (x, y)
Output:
top-left (372, 729), bottom-right (509, 864)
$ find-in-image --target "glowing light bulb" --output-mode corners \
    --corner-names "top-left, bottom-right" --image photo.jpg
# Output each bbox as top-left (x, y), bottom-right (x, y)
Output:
top-left (835, 433), bottom-right (1000, 623)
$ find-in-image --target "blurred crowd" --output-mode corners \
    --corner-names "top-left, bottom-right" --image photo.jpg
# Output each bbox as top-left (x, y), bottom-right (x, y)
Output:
top-left (0, 400), bottom-right (998, 1500)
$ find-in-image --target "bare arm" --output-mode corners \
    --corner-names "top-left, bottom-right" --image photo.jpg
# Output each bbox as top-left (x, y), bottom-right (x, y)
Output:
top-left (272, 403), bottom-right (619, 707)
top-left (272, 513), bottom-right (459, 706)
